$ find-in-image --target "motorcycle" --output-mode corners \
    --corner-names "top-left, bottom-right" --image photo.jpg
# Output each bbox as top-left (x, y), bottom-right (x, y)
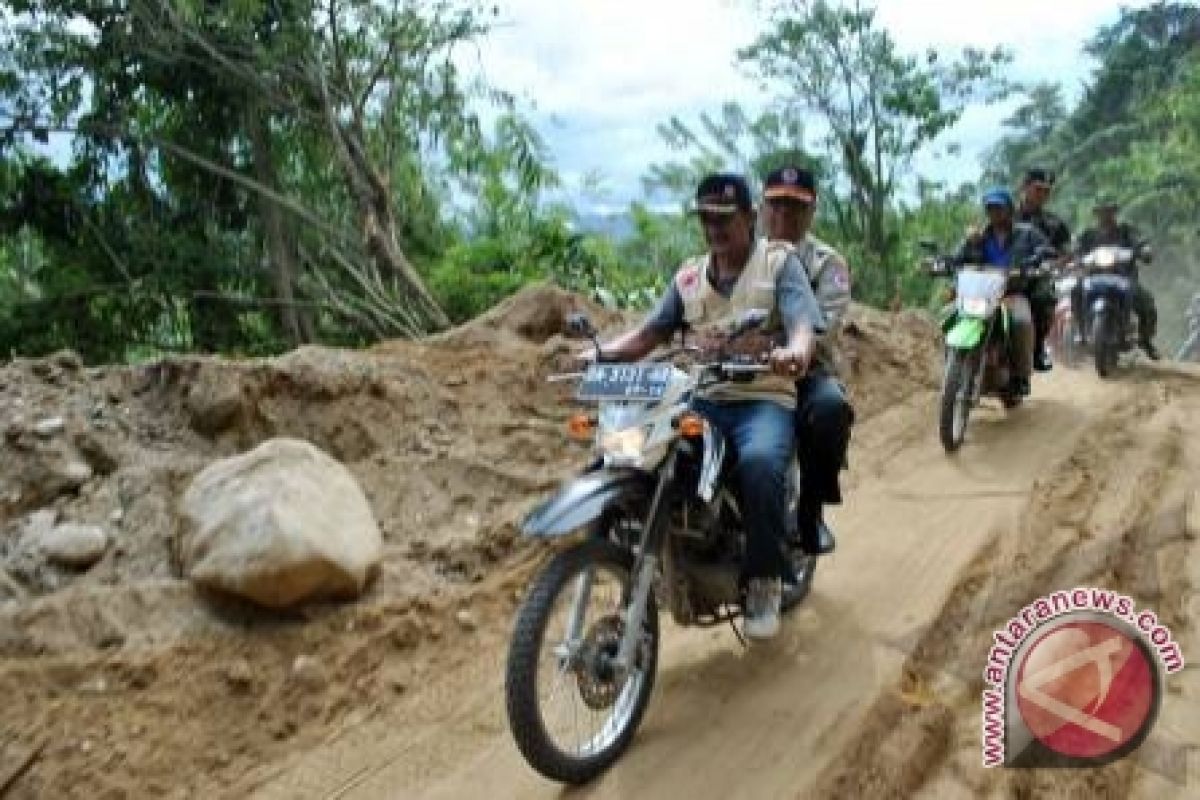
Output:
top-left (504, 311), bottom-right (819, 784)
top-left (1050, 271), bottom-right (1082, 368)
top-left (1079, 242), bottom-right (1151, 378)
top-left (1175, 292), bottom-right (1200, 363)
top-left (922, 241), bottom-right (1055, 453)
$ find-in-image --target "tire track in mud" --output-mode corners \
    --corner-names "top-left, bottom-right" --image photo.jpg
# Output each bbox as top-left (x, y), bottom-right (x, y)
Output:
top-left (804, 372), bottom-right (1198, 799)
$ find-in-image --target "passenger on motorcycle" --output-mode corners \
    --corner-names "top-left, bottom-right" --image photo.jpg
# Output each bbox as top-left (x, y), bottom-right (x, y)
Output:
top-left (1017, 168), bottom-right (1072, 372)
top-left (578, 173), bottom-right (827, 640)
top-left (955, 188), bottom-right (1051, 397)
top-left (1074, 199), bottom-right (1160, 360)
top-left (761, 165), bottom-right (854, 559)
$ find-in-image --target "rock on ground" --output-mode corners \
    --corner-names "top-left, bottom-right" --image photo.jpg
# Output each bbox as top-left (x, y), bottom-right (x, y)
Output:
top-left (177, 437), bottom-right (383, 609)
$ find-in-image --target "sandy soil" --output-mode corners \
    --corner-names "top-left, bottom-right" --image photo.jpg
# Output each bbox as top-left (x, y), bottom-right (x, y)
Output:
top-left (3, 285), bottom-right (1196, 799)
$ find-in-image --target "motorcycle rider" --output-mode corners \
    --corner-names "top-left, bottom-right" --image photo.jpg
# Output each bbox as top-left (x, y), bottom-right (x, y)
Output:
top-left (956, 187), bottom-right (1051, 397)
top-left (761, 165), bottom-right (853, 558)
top-left (579, 173), bottom-right (827, 640)
top-left (1074, 199), bottom-right (1160, 360)
top-left (1017, 168), bottom-right (1072, 372)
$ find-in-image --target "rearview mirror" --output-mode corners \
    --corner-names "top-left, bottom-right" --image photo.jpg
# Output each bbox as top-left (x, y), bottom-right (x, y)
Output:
top-left (566, 313), bottom-right (597, 339)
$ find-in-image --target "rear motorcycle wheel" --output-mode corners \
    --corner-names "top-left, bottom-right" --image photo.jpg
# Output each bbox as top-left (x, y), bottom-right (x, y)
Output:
top-left (505, 539), bottom-right (659, 785)
top-left (939, 348), bottom-right (976, 453)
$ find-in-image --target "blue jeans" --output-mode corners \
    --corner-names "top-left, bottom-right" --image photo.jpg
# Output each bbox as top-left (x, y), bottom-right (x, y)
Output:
top-left (692, 397), bottom-right (794, 581)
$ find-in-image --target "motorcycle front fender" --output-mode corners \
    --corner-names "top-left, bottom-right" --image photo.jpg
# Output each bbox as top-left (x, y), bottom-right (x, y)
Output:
top-left (946, 316), bottom-right (986, 349)
top-left (521, 468), bottom-right (655, 538)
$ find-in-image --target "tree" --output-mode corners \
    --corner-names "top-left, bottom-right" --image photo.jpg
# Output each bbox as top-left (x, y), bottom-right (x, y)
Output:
top-left (739, 0), bottom-right (1014, 265)
top-left (0, 0), bottom-right (504, 355)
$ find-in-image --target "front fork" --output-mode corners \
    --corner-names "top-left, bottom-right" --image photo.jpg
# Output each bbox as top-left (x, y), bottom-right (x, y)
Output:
top-left (614, 450), bottom-right (677, 672)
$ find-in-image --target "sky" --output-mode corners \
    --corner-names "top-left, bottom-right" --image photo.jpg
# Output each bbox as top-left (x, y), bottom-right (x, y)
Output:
top-left (458, 0), bottom-right (1159, 210)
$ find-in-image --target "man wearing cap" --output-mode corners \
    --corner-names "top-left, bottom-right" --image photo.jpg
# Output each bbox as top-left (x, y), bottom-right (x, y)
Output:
top-left (761, 165), bottom-right (853, 561)
top-left (1017, 168), bottom-right (1072, 372)
top-left (579, 172), bottom-right (827, 640)
top-left (1074, 200), bottom-right (1160, 359)
top-left (956, 187), bottom-right (1051, 396)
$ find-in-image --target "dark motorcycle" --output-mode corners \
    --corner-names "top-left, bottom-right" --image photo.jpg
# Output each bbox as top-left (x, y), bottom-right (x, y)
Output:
top-left (1079, 242), bottom-right (1151, 378)
top-left (504, 311), bottom-right (819, 784)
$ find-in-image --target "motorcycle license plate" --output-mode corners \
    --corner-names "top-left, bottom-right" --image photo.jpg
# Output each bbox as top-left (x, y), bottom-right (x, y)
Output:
top-left (578, 364), bottom-right (673, 401)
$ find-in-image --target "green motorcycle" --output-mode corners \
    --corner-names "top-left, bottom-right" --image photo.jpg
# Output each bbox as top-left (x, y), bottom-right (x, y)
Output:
top-left (925, 244), bottom-right (1054, 453)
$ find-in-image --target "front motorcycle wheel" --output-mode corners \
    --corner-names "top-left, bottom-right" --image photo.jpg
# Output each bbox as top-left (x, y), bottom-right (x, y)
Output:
top-left (1093, 309), bottom-right (1117, 378)
top-left (505, 539), bottom-right (659, 785)
top-left (939, 348), bottom-right (976, 453)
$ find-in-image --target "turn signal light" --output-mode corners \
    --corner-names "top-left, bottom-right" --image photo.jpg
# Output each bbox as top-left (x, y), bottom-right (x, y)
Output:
top-left (678, 412), bottom-right (706, 438)
top-left (567, 413), bottom-right (595, 440)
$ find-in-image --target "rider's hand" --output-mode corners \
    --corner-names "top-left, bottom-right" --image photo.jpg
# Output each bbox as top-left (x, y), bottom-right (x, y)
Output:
top-left (574, 346), bottom-right (599, 367)
top-left (965, 223), bottom-right (984, 244)
top-left (769, 345), bottom-right (810, 379)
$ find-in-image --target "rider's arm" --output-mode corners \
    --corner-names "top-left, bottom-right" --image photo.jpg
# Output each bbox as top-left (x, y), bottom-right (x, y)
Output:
top-left (814, 252), bottom-right (852, 330)
top-left (777, 254), bottom-right (826, 361)
top-left (589, 284), bottom-right (679, 362)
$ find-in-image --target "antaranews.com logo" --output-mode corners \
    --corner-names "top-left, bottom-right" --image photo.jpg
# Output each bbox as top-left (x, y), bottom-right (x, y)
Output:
top-left (981, 586), bottom-right (1185, 769)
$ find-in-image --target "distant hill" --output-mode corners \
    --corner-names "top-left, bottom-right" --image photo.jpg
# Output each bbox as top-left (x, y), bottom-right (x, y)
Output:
top-left (571, 209), bottom-right (637, 240)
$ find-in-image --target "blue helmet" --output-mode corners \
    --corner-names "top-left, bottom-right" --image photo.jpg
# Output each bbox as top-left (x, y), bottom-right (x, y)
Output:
top-left (982, 187), bottom-right (1014, 209)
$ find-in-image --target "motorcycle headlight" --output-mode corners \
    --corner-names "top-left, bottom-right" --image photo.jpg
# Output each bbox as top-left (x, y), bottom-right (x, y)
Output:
top-left (961, 297), bottom-right (989, 317)
top-left (1096, 250), bottom-right (1116, 269)
top-left (596, 402), bottom-right (651, 464)
top-left (598, 426), bottom-right (648, 461)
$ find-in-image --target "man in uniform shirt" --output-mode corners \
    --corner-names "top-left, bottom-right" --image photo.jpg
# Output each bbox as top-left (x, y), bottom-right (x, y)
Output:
top-left (1017, 168), bottom-right (1071, 372)
top-left (761, 165), bottom-right (853, 560)
top-left (580, 173), bottom-right (827, 639)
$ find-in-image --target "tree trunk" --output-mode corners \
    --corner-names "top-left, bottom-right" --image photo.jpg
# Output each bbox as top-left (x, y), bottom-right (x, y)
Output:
top-left (323, 104), bottom-right (450, 333)
top-left (248, 109), bottom-right (311, 346)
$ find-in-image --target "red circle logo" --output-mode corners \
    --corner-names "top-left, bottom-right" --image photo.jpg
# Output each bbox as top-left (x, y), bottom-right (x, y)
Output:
top-left (1016, 620), bottom-right (1157, 759)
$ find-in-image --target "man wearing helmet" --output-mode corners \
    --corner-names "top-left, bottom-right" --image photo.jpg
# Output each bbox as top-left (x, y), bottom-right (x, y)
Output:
top-left (955, 187), bottom-right (1051, 397)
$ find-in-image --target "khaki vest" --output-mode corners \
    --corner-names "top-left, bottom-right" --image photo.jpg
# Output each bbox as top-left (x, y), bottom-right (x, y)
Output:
top-left (673, 239), bottom-right (796, 408)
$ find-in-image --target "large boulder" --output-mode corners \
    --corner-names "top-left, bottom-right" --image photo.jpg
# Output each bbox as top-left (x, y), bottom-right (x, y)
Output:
top-left (178, 438), bottom-right (382, 608)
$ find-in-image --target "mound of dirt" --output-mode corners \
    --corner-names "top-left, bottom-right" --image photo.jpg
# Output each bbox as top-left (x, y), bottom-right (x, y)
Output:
top-left (0, 284), bottom-right (940, 798)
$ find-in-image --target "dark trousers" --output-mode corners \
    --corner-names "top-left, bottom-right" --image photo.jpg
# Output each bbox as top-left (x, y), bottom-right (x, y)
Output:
top-left (1133, 284), bottom-right (1158, 342)
top-left (692, 398), bottom-right (794, 581)
top-left (1028, 277), bottom-right (1056, 356)
top-left (794, 371), bottom-right (854, 508)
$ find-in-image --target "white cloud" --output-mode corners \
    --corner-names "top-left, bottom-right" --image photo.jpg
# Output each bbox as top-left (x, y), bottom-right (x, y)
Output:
top-left (464, 0), bottom-right (1157, 206)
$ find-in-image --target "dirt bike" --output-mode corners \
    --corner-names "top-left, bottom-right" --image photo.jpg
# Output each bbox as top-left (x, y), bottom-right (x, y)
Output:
top-left (504, 311), bottom-right (820, 785)
top-left (1079, 243), bottom-right (1150, 378)
top-left (1175, 293), bottom-right (1200, 363)
top-left (1050, 272), bottom-right (1082, 368)
top-left (922, 242), bottom-right (1055, 453)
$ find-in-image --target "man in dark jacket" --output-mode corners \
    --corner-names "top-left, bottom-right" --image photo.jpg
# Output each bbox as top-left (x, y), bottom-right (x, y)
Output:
top-left (1017, 168), bottom-right (1071, 372)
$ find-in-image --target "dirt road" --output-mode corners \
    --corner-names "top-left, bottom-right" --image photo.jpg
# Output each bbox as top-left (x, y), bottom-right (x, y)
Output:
top-left (240, 364), bottom-right (1200, 800)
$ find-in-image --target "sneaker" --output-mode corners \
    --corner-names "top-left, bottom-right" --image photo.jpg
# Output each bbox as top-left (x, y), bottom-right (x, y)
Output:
top-left (1142, 342), bottom-right (1161, 361)
top-left (744, 577), bottom-right (782, 640)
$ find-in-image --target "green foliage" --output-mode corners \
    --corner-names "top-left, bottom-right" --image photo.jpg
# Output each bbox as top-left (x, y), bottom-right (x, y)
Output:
top-left (984, 3), bottom-right (1200, 349)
